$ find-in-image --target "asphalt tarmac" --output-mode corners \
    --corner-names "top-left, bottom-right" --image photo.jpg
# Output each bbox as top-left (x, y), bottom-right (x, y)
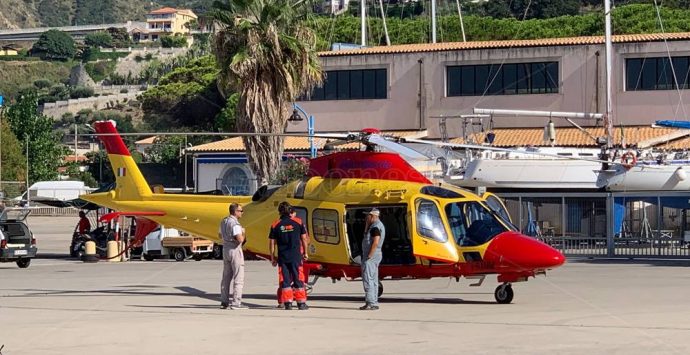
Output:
top-left (1, 217), bottom-right (690, 354)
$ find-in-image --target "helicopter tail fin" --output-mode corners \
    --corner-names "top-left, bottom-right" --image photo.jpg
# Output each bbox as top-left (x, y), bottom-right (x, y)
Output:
top-left (93, 120), bottom-right (152, 200)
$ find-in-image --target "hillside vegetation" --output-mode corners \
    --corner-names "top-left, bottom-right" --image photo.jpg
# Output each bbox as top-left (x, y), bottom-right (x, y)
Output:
top-left (0, 60), bottom-right (73, 98)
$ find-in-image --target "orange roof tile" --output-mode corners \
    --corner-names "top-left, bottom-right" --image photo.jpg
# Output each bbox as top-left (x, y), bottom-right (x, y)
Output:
top-left (63, 155), bottom-right (88, 163)
top-left (149, 7), bottom-right (178, 14)
top-left (450, 126), bottom-right (686, 148)
top-left (319, 32), bottom-right (690, 57)
top-left (135, 136), bottom-right (156, 145)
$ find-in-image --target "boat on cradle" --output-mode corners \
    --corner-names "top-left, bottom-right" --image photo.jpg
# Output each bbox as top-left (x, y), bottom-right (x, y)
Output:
top-left (452, 147), bottom-right (602, 189)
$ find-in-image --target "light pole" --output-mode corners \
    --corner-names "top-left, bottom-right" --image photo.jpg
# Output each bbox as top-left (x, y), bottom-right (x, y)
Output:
top-left (25, 133), bottom-right (29, 206)
top-left (288, 103), bottom-right (316, 158)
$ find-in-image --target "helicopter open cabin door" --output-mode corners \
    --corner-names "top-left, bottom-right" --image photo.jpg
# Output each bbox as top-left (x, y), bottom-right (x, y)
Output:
top-left (481, 192), bottom-right (513, 224)
top-left (411, 196), bottom-right (460, 263)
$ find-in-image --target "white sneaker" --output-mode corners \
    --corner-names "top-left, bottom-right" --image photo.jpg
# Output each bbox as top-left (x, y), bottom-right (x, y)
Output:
top-left (230, 304), bottom-right (248, 310)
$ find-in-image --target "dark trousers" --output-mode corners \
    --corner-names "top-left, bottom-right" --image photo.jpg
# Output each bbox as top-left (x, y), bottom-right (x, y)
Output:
top-left (279, 261), bottom-right (304, 289)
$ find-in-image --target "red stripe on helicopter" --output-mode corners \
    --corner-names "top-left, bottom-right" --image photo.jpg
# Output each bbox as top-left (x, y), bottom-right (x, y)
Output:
top-left (307, 151), bottom-right (432, 184)
top-left (94, 120), bottom-right (131, 156)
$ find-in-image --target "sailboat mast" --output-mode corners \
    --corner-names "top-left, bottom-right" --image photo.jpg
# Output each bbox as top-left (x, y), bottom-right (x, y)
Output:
top-left (378, 0), bottom-right (391, 45)
top-left (456, 0), bottom-right (466, 42)
top-left (431, 0), bottom-right (437, 43)
top-left (604, 0), bottom-right (614, 147)
top-left (361, 0), bottom-right (366, 46)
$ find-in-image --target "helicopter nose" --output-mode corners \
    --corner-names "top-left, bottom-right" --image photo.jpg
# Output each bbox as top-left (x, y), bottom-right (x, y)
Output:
top-left (483, 232), bottom-right (565, 271)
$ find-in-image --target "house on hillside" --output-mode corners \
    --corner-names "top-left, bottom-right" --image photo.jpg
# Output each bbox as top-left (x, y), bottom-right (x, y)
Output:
top-left (144, 7), bottom-right (197, 42)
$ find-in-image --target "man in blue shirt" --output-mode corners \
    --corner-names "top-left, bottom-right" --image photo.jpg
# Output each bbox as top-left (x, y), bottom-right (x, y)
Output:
top-left (269, 202), bottom-right (309, 310)
top-left (360, 208), bottom-right (385, 310)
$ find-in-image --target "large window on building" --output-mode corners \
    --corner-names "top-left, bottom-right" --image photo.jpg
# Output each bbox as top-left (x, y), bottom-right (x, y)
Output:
top-left (447, 62), bottom-right (559, 96)
top-left (304, 68), bottom-right (387, 101)
top-left (626, 56), bottom-right (690, 91)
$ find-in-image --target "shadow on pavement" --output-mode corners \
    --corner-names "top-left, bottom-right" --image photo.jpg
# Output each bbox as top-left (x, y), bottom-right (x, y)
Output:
top-left (4, 285), bottom-right (496, 306)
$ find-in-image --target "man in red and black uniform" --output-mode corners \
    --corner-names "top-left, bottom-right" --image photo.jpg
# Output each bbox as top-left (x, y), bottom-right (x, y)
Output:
top-left (78, 211), bottom-right (91, 235)
top-left (269, 202), bottom-right (309, 310)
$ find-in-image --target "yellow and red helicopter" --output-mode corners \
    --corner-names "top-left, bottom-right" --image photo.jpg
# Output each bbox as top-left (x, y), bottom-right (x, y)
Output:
top-left (81, 120), bottom-right (565, 304)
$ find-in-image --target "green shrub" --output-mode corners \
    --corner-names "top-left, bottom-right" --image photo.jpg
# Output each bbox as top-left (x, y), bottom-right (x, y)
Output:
top-left (85, 31), bottom-right (113, 48)
top-left (160, 35), bottom-right (188, 48)
top-left (84, 61), bottom-right (116, 82)
top-left (70, 86), bottom-right (94, 99)
top-left (33, 79), bottom-right (53, 89)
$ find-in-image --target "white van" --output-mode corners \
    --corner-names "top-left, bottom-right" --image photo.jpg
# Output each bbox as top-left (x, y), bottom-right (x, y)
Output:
top-left (14, 181), bottom-right (93, 205)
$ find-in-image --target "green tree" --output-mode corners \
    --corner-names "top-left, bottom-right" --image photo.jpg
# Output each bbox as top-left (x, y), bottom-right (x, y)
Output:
top-left (160, 35), bottom-right (188, 48)
top-left (211, 0), bottom-right (323, 184)
top-left (145, 136), bottom-right (185, 165)
top-left (214, 93), bottom-right (239, 132)
top-left (85, 150), bottom-right (113, 185)
top-left (139, 55), bottom-right (224, 129)
top-left (5, 91), bottom-right (67, 183)
top-left (31, 29), bottom-right (76, 61)
top-left (106, 27), bottom-right (131, 48)
top-left (63, 162), bottom-right (99, 187)
top-left (85, 31), bottom-right (114, 48)
top-left (0, 121), bottom-right (27, 198)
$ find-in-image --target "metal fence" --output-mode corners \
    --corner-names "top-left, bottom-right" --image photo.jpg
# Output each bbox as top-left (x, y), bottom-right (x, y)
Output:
top-left (500, 192), bottom-right (690, 258)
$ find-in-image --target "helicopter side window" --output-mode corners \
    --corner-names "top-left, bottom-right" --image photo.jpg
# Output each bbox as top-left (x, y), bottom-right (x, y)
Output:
top-left (463, 202), bottom-right (508, 246)
top-left (415, 199), bottom-right (448, 243)
top-left (445, 202), bottom-right (509, 246)
top-left (312, 209), bottom-right (339, 245)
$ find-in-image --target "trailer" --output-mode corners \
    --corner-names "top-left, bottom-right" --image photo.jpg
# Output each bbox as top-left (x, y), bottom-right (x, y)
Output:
top-left (142, 227), bottom-right (213, 261)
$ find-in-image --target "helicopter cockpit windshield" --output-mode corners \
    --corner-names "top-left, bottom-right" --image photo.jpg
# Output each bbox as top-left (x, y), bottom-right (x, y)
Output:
top-left (445, 201), bottom-right (509, 247)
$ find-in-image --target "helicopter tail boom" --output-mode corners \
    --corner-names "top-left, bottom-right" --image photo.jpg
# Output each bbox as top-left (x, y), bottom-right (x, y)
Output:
top-left (93, 121), bottom-right (153, 201)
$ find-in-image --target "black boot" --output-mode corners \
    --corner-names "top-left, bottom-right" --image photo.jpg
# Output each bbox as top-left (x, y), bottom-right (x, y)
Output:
top-left (284, 302), bottom-right (292, 310)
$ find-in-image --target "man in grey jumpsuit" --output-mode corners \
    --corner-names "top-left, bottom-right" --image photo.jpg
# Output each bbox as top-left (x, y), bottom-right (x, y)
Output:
top-left (219, 203), bottom-right (247, 309)
top-left (360, 208), bottom-right (385, 310)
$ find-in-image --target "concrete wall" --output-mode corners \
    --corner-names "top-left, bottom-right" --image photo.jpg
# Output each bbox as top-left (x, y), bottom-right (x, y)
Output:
top-left (291, 40), bottom-right (690, 138)
top-left (41, 92), bottom-right (138, 119)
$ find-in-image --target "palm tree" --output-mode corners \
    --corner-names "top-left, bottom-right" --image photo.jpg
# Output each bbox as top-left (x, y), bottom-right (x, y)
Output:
top-left (211, 0), bottom-right (323, 185)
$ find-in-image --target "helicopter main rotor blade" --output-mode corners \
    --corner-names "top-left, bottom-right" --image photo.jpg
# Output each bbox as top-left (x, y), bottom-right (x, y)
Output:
top-left (367, 135), bottom-right (431, 161)
top-left (402, 138), bottom-right (660, 168)
top-left (84, 132), bottom-right (355, 139)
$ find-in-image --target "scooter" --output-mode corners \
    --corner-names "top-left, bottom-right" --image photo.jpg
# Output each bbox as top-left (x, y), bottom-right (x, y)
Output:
top-left (70, 226), bottom-right (113, 258)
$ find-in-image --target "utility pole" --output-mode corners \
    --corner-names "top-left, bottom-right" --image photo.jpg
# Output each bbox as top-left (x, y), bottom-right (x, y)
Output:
top-left (74, 123), bottom-right (78, 164)
top-left (184, 134), bottom-right (188, 192)
top-left (0, 95), bottom-right (4, 194)
top-left (25, 133), bottom-right (29, 205)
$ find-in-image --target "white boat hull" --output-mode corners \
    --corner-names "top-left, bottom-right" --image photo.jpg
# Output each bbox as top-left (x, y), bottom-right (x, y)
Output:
top-left (449, 159), bottom-right (601, 189)
top-left (599, 163), bottom-right (690, 191)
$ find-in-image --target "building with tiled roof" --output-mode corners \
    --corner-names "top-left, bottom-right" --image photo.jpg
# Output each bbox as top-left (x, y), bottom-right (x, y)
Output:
top-left (288, 32), bottom-right (690, 141)
top-left (451, 125), bottom-right (690, 149)
top-left (144, 7), bottom-right (197, 42)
